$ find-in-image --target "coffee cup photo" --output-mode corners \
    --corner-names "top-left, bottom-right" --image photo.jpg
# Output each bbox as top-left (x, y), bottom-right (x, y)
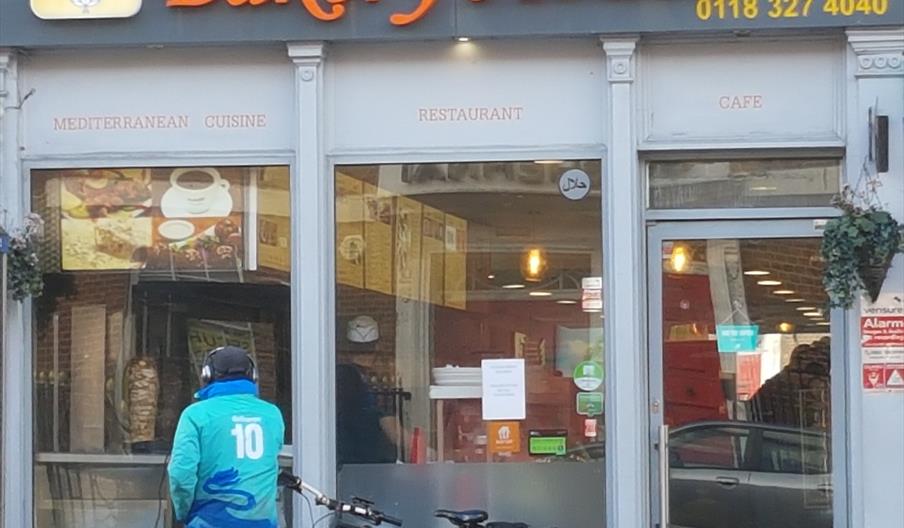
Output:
top-left (169, 167), bottom-right (230, 215)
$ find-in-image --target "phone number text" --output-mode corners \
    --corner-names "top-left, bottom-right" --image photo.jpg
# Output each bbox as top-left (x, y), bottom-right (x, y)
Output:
top-left (695, 0), bottom-right (889, 21)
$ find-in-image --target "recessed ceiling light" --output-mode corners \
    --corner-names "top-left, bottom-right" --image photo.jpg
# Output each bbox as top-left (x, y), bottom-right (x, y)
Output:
top-left (529, 291), bottom-right (552, 297)
top-left (502, 283), bottom-right (525, 289)
top-left (803, 311), bottom-right (823, 317)
top-left (534, 160), bottom-right (563, 165)
top-left (744, 270), bottom-right (770, 276)
top-left (773, 290), bottom-right (796, 295)
top-left (750, 186), bottom-right (778, 191)
top-left (487, 274), bottom-right (496, 280)
top-left (778, 322), bottom-right (795, 333)
top-left (456, 37), bottom-right (471, 42)
top-left (817, 322), bottom-right (831, 326)
top-left (796, 306), bottom-right (817, 311)
top-left (556, 299), bottom-right (577, 305)
top-left (785, 298), bottom-right (806, 303)
top-left (757, 280), bottom-right (782, 286)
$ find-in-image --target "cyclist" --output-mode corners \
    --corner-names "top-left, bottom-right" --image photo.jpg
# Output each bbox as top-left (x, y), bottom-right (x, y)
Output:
top-left (168, 345), bottom-right (286, 528)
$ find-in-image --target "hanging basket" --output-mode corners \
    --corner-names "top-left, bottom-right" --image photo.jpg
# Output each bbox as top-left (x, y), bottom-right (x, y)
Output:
top-left (858, 256), bottom-right (894, 304)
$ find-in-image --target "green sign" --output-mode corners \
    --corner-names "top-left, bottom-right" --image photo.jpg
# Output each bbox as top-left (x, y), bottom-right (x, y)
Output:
top-left (716, 324), bottom-right (759, 353)
top-left (573, 361), bottom-right (604, 391)
top-left (576, 392), bottom-right (603, 417)
top-left (529, 436), bottom-right (567, 456)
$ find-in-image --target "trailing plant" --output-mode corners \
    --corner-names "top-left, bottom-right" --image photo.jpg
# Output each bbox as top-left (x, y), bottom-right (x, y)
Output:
top-left (821, 174), bottom-right (903, 309)
top-left (4, 213), bottom-right (45, 301)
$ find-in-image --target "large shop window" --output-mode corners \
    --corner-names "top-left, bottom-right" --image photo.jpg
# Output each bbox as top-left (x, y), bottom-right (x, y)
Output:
top-left (31, 166), bottom-right (293, 527)
top-left (334, 161), bottom-right (605, 527)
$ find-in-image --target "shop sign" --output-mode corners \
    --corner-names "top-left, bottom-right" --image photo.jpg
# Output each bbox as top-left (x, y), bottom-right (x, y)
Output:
top-left (528, 430), bottom-right (567, 456)
top-left (576, 392), bottom-right (603, 417)
top-left (559, 169), bottom-right (591, 201)
top-left (165, 0), bottom-right (898, 28)
top-left (861, 294), bottom-right (904, 392)
top-left (584, 418), bottom-right (597, 439)
top-left (31, 0), bottom-right (141, 20)
top-left (581, 276), bottom-right (602, 290)
top-left (488, 421), bottom-right (521, 455)
top-left (716, 324), bottom-right (759, 353)
top-left (167, 0), bottom-right (456, 26)
top-left (862, 316), bottom-right (904, 348)
top-left (481, 359), bottom-right (526, 421)
top-left (581, 288), bottom-right (602, 312)
top-left (573, 361), bottom-right (604, 391)
top-left (863, 364), bottom-right (886, 390)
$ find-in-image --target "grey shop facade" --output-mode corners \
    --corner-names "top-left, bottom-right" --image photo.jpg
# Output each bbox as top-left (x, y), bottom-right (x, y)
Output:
top-left (0, 2), bottom-right (903, 528)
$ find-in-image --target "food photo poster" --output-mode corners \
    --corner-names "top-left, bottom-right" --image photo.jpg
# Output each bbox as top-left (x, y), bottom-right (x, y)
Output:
top-left (58, 166), bottom-right (249, 272)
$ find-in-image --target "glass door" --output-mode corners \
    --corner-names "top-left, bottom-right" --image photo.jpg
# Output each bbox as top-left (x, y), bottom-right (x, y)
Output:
top-left (649, 220), bottom-right (835, 528)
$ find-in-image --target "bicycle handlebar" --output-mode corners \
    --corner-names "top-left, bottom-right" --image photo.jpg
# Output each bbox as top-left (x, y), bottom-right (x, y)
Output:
top-left (278, 472), bottom-right (403, 527)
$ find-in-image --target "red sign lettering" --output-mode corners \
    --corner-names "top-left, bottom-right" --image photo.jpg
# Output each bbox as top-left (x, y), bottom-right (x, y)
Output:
top-left (167, 0), bottom-right (483, 27)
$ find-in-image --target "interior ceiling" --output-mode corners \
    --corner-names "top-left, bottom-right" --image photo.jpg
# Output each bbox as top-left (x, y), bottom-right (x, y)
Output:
top-left (674, 238), bottom-right (829, 333)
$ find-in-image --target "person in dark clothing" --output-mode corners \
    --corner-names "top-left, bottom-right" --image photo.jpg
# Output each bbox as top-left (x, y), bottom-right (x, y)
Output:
top-left (336, 363), bottom-right (398, 468)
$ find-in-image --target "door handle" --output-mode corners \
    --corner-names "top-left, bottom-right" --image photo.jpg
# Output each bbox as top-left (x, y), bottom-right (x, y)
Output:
top-left (657, 425), bottom-right (670, 528)
top-left (715, 476), bottom-right (740, 488)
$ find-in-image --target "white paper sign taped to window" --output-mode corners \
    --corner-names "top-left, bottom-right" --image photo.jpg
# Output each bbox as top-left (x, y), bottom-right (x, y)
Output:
top-left (481, 358), bottom-right (526, 421)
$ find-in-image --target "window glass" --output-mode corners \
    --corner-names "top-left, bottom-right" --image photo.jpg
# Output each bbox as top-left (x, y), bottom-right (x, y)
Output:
top-left (334, 161), bottom-right (604, 528)
top-left (670, 427), bottom-right (750, 470)
top-left (760, 430), bottom-right (831, 475)
top-left (661, 237), bottom-right (834, 527)
top-left (648, 158), bottom-right (840, 209)
top-left (31, 166), bottom-right (293, 527)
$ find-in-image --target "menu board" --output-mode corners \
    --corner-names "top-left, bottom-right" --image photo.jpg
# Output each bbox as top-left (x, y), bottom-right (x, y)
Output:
top-left (363, 183), bottom-right (394, 296)
top-left (59, 167), bottom-right (246, 272)
top-left (257, 166), bottom-right (291, 274)
top-left (394, 197), bottom-right (423, 301)
top-left (443, 214), bottom-right (467, 310)
top-left (336, 173), bottom-right (365, 288)
top-left (421, 205), bottom-right (446, 306)
top-left (187, 319), bottom-right (256, 389)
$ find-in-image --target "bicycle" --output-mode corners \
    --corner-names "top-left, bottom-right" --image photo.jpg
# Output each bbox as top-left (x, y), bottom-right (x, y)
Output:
top-left (434, 509), bottom-right (529, 528)
top-left (278, 472), bottom-right (403, 527)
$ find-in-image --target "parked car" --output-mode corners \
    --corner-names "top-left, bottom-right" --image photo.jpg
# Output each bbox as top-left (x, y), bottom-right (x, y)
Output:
top-left (552, 421), bottom-right (832, 528)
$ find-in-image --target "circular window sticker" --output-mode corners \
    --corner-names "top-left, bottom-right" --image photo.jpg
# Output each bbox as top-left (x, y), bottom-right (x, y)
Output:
top-left (558, 169), bottom-right (591, 201)
top-left (573, 360), bottom-right (604, 391)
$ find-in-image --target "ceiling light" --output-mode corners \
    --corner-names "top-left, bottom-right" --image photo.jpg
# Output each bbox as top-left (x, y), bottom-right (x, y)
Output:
top-left (803, 311), bottom-right (823, 317)
top-left (502, 283), bottom-right (525, 289)
top-left (796, 306), bottom-right (817, 311)
top-left (785, 298), bottom-right (806, 303)
top-left (534, 160), bottom-right (564, 165)
top-left (529, 291), bottom-right (552, 297)
top-left (744, 270), bottom-right (770, 276)
top-left (521, 247), bottom-right (548, 283)
top-left (669, 243), bottom-right (691, 273)
top-left (456, 37), bottom-right (471, 42)
top-left (487, 274), bottom-right (496, 280)
top-left (773, 290), bottom-right (796, 295)
top-left (778, 322), bottom-right (795, 333)
top-left (757, 280), bottom-right (782, 286)
top-left (750, 186), bottom-right (778, 191)
top-left (817, 322), bottom-right (831, 326)
top-left (556, 299), bottom-right (577, 305)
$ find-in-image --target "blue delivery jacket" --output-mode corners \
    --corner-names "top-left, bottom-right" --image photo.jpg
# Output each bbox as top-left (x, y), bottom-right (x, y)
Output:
top-left (168, 379), bottom-right (285, 528)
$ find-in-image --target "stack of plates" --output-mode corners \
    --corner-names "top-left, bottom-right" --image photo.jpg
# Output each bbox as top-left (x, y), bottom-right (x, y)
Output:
top-left (432, 366), bottom-right (482, 386)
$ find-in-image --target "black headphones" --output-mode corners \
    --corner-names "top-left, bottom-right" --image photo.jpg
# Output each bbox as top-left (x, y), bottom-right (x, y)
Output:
top-left (200, 346), bottom-right (258, 386)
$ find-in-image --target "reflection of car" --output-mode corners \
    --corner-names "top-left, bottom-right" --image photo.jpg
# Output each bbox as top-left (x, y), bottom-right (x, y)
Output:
top-left (552, 421), bottom-right (832, 528)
